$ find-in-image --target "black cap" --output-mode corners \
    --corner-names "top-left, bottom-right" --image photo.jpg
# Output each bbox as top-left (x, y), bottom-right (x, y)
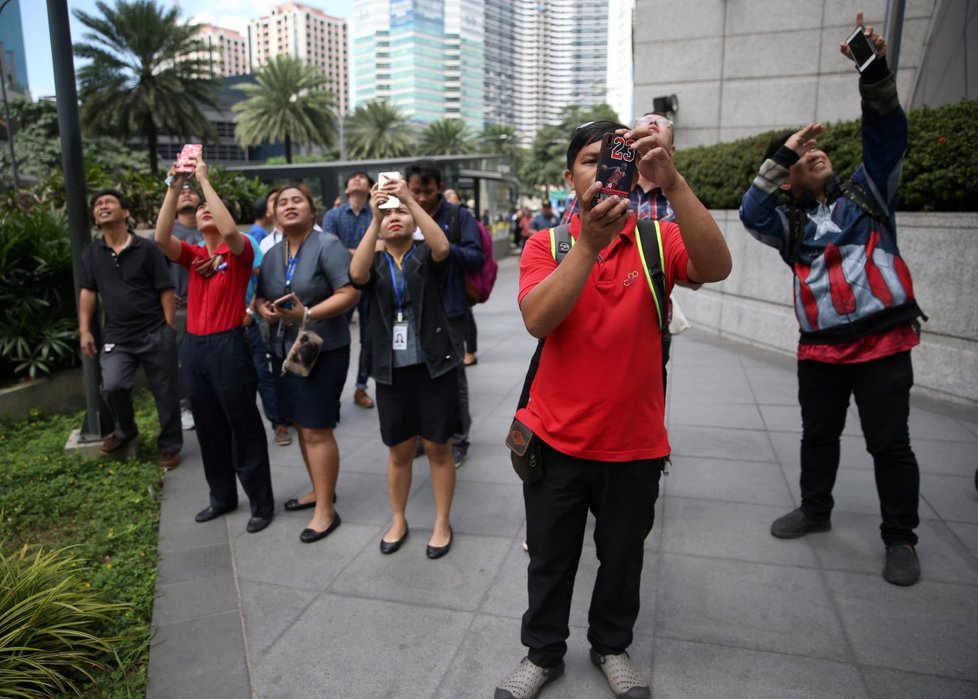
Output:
top-left (90, 188), bottom-right (130, 212)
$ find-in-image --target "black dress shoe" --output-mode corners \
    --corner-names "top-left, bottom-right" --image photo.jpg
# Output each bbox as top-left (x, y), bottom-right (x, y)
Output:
top-left (195, 505), bottom-right (236, 523)
top-left (380, 525), bottom-right (409, 554)
top-left (284, 492), bottom-right (337, 511)
top-left (246, 515), bottom-right (273, 533)
top-left (299, 513), bottom-right (342, 543)
top-left (426, 527), bottom-right (453, 559)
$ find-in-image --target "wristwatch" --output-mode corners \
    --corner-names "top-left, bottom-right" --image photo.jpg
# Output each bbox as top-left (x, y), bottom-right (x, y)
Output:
top-left (304, 307), bottom-right (313, 324)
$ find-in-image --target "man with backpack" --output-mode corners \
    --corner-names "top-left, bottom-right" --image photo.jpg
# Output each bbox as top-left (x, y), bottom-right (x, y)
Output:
top-left (739, 14), bottom-right (925, 587)
top-left (495, 121), bottom-right (730, 699)
top-left (405, 162), bottom-right (484, 467)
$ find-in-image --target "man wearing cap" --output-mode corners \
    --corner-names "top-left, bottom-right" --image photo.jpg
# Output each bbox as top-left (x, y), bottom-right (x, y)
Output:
top-left (79, 189), bottom-right (182, 469)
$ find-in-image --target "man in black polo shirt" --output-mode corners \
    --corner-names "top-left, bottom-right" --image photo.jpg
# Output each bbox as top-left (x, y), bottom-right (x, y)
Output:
top-left (79, 189), bottom-right (182, 469)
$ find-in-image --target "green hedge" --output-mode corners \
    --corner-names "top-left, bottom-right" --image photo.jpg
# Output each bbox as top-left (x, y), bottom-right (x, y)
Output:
top-left (674, 98), bottom-right (978, 212)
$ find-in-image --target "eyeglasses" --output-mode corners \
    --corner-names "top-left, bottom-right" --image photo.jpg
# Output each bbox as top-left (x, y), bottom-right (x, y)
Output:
top-left (634, 116), bottom-right (673, 129)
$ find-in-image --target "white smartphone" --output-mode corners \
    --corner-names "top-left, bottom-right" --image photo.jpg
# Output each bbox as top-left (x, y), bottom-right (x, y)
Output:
top-left (845, 26), bottom-right (878, 73)
top-left (377, 171), bottom-right (400, 209)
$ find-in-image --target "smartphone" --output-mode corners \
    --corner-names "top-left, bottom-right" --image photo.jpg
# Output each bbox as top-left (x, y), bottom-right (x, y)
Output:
top-left (845, 26), bottom-right (877, 73)
top-left (273, 294), bottom-right (294, 310)
top-left (175, 144), bottom-right (202, 174)
top-left (591, 133), bottom-right (637, 208)
top-left (377, 171), bottom-right (401, 209)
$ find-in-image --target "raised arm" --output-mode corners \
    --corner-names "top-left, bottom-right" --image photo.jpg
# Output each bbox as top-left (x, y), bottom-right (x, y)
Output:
top-left (349, 189), bottom-right (384, 285)
top-left (389, 179), bottom-right (450, 262)
top-left (195, 157), bottom-right (245, 256)
top-left (519, 186), bottom-right (631, 339)
top-left (154, 170), bottom-right (186, 262)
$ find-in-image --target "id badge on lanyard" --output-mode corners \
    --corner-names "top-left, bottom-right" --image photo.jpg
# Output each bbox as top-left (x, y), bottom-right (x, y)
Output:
top-left (386, 249), bottom-right (414, 352)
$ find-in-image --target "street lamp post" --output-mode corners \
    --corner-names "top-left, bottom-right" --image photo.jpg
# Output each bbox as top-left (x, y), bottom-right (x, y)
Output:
top-left (0, 0), bottom-right (22, 188)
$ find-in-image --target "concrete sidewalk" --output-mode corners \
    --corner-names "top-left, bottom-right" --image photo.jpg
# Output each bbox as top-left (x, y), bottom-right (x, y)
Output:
top-left (146, 255), bottom-right (978, 699)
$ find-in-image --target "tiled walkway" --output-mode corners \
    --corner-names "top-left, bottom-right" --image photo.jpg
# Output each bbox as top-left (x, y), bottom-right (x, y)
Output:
top-left (147, 255), bottom-right (978, 698)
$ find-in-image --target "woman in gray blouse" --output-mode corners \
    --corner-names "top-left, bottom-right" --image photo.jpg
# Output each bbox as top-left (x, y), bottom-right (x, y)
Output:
top-left (255, 183), bottom-right (359, 543)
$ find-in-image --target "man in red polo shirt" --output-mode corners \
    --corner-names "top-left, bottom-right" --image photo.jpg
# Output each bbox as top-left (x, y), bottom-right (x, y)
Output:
top-left (495, 120), bottom-right (731, 699)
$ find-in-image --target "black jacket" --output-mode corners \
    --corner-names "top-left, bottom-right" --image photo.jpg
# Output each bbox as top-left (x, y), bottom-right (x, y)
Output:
top-left (351, 242), bottom-right (460, 385)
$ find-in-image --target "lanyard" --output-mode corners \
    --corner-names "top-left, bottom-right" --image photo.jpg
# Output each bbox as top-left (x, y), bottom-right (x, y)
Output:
top-left (285, 240), bottom-right (301, 292)
top-left (384, 247), bottom-right (415, 323)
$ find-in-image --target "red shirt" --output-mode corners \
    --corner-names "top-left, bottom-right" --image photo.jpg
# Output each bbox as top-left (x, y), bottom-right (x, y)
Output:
top-left (516, 214), bottom-right (690, 461)
top-left (798, 322), bottom-right (919, 363)
top-left (178, 238), bottom-right (254, 335)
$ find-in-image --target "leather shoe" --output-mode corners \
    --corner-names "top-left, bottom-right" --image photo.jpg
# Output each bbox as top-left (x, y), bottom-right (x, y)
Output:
top-left (299, 513), bottom-right (341, 543)
top-left (195, 505), bottom-right (236, 523)
top-left (380, 525), bottom-right (409, 554)
top-left (426, 527), bottom-right (453, 559)
top-left (100, 429), bottom-right (137, 454)
top-left (284, 492), bottom-right (336, 511)
top-left (246, 515), bottom-right (273, 533)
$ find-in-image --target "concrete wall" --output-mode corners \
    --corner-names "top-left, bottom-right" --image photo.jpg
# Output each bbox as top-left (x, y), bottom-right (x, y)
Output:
top-left (632, 0), bottom-right (946, 147)
top-left (674, 211), bottom-right (978, 406)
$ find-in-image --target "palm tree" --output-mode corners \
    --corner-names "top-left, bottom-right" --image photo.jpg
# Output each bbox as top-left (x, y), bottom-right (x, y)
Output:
top-left (343, 100), bottom-right (416, 160)
top-left (419, 119), bottom-right (475, 156)
top-left (73, 0), bottom-right (219, 174)
top-left (232, 55), bottom-right (338, 164)
top-left (480, 124), bottom-right (518, 154)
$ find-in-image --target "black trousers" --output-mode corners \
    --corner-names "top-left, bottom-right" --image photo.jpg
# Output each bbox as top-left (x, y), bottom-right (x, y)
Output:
top-left (521, 440), bottom-right (662, 667)
top-left (182, 328), bottom-right (274, 517)
top-left (797, 350), bottom-right (920, 545)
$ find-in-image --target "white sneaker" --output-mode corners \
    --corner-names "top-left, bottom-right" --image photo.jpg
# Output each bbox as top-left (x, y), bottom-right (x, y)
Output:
top-left (180, 408), bottom-right (195, 430)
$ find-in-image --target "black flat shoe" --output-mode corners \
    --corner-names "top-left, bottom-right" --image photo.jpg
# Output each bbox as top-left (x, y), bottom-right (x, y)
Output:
top-left (284, 492), bottom-right (337, 511)
top-left (380, 525), bottom-right (409, 554)
top-left (426, 527), bottom-right (453, 559)
top-left (299, 513), bottom-right (341, 543)
top-left (195, 505), bottom-right (236, 523)
top-left (246, 515), bottom-right (273, 533)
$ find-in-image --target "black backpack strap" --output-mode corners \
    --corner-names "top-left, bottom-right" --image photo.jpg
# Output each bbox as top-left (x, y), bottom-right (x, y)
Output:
top-left (548, 224), bottom-right (572, 262)
top-left (840, 179), bottom-right (887, 223)
top-left (634, 219), bottom-right (667, 331)
top-left (785, 204), bottom-right (807, 266)
top-left (447, 203), bottom-right (461, 244)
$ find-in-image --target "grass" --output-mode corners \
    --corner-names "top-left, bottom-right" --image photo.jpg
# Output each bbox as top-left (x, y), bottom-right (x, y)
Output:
top-left (0, 390), bottom-right (165, 697)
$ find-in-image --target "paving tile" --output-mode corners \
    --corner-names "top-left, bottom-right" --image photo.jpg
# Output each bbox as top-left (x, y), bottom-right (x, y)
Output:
top-left (252, 594), bottom-right (473, 698)
top-left (920, 473), bottom-right (978, 523)
top-left (660, 498), bottom-right (819, 568)
top-left (661, 456), bottom-right (795, 507)
top-left (783, 467), bottom-right (939, 520)
top-left (668, 425), bottom-right (777, 463)
top-left (156, 543), bottom-right (231, 585)
top-left (655, 553), bottom-right (850, 660)
top-left (152, 573), bottom-right (238, 627)
top-left (329, 532), bottom-right (511, 611)
top-left (146, 611), bottom-right (249, 699)
top-left (914, 438), bottom-right (978, 479)
top-left (407, 478), bottom-right (526, 538)
top-left (238, 580), bottom-right (319, 660)
top-left (233, 518), bottom-right (378, 590)
top-left (826, 570), bottom-right (978, 681)
top-left (666, 399), bottom-right (765, 429)
top-left (947, 520), bottom-right (978, 559)
top-left (861, 666), bottom-right (978, 699)
top-left (909, 408), bottom-right (978, 442)
top-left (652, 637), bottom-right (868, 698)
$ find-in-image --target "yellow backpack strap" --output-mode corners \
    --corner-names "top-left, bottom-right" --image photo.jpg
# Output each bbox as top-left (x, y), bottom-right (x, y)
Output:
top-left (634, 219), bottom-right (668, 331)
top-left (548, 225), bottom-right (573, 262)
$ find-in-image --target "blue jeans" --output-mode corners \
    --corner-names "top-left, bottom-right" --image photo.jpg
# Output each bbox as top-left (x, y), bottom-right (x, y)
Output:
top-left (798, 350), bottom-right (920, 545)
top-left (182, 328), bottom-right (274, 517)
top-left (247, 321), bottom-right (283, 427)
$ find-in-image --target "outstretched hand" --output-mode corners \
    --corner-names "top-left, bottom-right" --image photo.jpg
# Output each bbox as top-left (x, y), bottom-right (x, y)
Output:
top-left (839, 11), bottom-right (887, 61)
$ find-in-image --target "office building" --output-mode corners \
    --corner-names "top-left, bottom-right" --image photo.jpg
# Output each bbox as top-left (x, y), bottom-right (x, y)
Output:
top-left (248, 2), bottom-right (349, 115)
top-left (196, 25), bottom-right (249, 78)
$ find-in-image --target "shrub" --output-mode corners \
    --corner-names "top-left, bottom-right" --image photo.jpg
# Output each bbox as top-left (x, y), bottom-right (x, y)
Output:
top-left (0, 209), bottom-right (78, 381)
top-left (0, 545), bottom-right (132, 697)
top-left (674, 98), bottom-right (978, 211)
